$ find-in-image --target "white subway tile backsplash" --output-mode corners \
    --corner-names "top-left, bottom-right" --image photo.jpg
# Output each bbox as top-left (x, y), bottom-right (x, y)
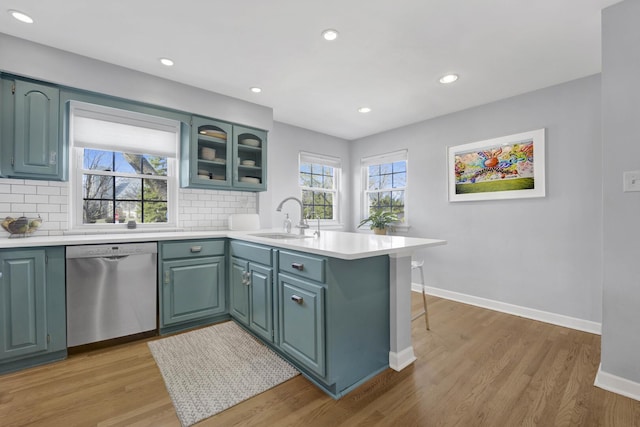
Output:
top-left (37, 186), bottom-right (61, 196)
top-left (1, 180), bottom-right (258, 235)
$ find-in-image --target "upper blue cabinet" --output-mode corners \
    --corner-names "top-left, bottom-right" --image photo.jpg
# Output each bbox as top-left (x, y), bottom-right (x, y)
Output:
top-left (1, 77), bottom-right (65, 181)
top-left (182, 116), bottom-right (267, 191)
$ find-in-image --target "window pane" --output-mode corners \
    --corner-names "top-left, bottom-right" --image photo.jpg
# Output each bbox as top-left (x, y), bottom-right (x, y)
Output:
top-left (368, 175), bottom-right (380, 190)
top-left (302, 189), bottom-right (313, 205)
top-left (143, 155), bottom-right (167, 176)
top-left (300, 172), bottom-right (312, 187)
top-left (368, 165), bottom-right (379, 177)
top-left (324, 192), bottom-right (333, 204)
top-left (311, 174), bottom-right (323, 188)
top-left (379, 163), bottom-right (392, 175)
top-left (114, 201), bottom-right (137, 223)
top-left (379, 173), bottom-right (393, 190)
top-left (83, 200), bottom-right (113, 224)
top-left (83, 174), bottom-right (113, 199)
top-left (144, 179), bottom-right (167, 201)
top-left (323, 166), bottom-right (334, 177)
top-left (143, 201), bottom-right (168, 223)
top-left (392, 191), bottom-right (405, 207)
top-left (84, 149), bottom-right (113, 171)
top-left (300, 163), bottom-right (312, 174)
top-left (324, 175), bottom-right (334, 189)
top-left (311, 164), bottom-right (323, 174)
top-left (392, 161), bottom-right (406, 173)
top-left (368, 192), bottom-right (379, 207)
top-left (393, 171), bottom-right (406, 188)
top-left (115, 177), bottom-right (142, 200)
top-left (114, 152), bottom-right (137, 174)
top-left (379, 191), bottom-right (392, 209)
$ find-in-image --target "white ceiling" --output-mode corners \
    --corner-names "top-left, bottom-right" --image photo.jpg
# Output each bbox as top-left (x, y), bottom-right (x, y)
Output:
top-left (0, 0), bottom-right (622, 140)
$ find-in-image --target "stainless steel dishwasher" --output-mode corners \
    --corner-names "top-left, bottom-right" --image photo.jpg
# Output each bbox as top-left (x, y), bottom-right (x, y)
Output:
top-left (66, 242), bottom-right (158, 347)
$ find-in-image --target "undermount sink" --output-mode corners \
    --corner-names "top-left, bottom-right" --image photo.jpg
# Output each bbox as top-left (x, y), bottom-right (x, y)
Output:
top-left (249, 232), bottom-right (314, 240)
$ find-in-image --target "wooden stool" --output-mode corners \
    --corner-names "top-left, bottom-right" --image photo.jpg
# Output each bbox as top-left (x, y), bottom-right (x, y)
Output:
top-left (411, 260), bottom-right (430, 330)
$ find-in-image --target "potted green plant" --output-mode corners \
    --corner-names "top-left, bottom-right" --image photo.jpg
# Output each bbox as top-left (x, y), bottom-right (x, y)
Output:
top-left (358, 210), bottom-right (399, 235)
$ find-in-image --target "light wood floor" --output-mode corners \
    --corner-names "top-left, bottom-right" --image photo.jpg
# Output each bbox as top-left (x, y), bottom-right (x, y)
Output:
top-left (1, 294), bottom-right (639, 427)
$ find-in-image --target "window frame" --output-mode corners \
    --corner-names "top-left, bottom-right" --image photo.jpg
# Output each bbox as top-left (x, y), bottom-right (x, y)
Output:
top-left (68, 101), bottom-right (180, 231)
top-left (299, 151), bottom-right (341, 226)
top-left (361, 149), bottom-right (409, 231)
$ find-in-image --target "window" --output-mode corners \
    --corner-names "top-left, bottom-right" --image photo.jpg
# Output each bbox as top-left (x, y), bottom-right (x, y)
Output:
top-left (299, 152), bottom-right (341, 222)
top-left (69, 101), bottom-right (180, 229)
top-left (362, 150), bottom-right (408, 222)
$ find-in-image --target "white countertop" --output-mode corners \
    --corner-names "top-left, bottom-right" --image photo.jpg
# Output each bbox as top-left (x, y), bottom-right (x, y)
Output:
top-left (0, 229), bottom-right (446, 260)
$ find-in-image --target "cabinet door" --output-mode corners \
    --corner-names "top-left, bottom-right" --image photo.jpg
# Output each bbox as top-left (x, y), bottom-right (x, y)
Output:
top-left (249, 262), bottom-right (273, 342)
top-left (161, 256), bottom-right (225, 326)
top-left (233, 125), bottom-right (267, 191)
top-left (230, 257), bottom-right (250, 325)
top-left (12, 80), bottom-right (61, 178)
top-left (184, 116), bottom-right (233, 189)
top-left (0, 250), bottom-right (48, 360)
top-left (278, 273), bottom-right (325, 376)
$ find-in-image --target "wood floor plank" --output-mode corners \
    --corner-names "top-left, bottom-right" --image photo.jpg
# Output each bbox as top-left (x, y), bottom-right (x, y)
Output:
top-left (1, 294), bottom-right (639, 426)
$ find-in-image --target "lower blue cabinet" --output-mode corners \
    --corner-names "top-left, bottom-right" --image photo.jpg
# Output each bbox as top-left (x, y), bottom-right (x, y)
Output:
top-left (0, 247), bottom-right (66, 374)
top-left (278, 273), bottom-right (325, 377)
top-left (159, 240), bottom-right (227, 334)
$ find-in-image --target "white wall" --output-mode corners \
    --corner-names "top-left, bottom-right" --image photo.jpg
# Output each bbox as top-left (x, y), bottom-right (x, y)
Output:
top-left (350, 75), bottom-right (603, 324)
top-left (0, 33), bottom-right (272, 131)
top-left (601, 0), bottom-right (640, 385)
top-left (259, 122), bottom-right (350, 229)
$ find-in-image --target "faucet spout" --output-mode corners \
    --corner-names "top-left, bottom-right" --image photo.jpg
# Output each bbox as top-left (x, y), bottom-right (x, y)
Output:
top-left (276, 197), bottom-right (309, 235)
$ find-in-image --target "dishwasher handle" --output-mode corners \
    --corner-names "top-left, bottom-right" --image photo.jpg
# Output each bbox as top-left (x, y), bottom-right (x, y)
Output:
top-left (190, 246), bottom-right (202, 253)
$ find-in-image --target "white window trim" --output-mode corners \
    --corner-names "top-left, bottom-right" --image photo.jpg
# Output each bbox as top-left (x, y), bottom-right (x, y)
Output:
top-left (299, 151), bottom-right (342, 228)
top-left (68, 101), bottom-right (180, 232)
top-left (360, 149), bottom-right (410, 233)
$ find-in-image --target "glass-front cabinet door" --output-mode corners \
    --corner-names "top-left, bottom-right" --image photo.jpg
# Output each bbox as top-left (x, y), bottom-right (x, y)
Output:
top-left (233, 125), bottom-right (267, 191)
top-left (185, 116), bottom-right (233, 189)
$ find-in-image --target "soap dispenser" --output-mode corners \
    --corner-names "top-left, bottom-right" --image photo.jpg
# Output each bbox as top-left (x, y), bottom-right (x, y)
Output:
top-left (283, 213), bottom-right (292, 233)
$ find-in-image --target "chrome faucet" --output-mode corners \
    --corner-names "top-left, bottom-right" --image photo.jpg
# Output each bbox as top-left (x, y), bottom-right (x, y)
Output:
top-left (276, 197), bottom-right (308, 235)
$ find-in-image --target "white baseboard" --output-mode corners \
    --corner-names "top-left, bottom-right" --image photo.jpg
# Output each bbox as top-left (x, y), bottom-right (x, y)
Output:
top-left (413, 283), bottom-right (601, 335)
top-left (594, 364), bottom-right (640, 401)
top-left (388, 346), bottom-right (416, 372)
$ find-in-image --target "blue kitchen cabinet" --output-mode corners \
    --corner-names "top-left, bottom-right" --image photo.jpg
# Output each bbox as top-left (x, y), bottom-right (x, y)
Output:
top-left (233, 125), bottom-right (267, 191)
top-left (276, 248), bottom-right (391, 398)
top-left (0, 247), bottom-right (66, 374)
top-left (1, 77), bottom-right (64, 181)
top-left (159, 239), bottom-right (228, 334)
top-left (182, 116), bottom-right (267, 192)
top-left (278, 272), bottom-right (325, 376)
top-left (230, 241), bottom-right (275, 342)
top-left (182, 116), bottom-right (233, 190)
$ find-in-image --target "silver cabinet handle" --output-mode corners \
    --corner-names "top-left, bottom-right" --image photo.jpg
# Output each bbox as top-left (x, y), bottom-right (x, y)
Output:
top-left (242, 271), bottom-right (251, 286)
top-left (164, 271), bottom-right (170, 285)
top-left (291, 295), bottom-right (303, 304)
top-left (190, 246), bottom-right (202, 253)
top-left (0, 272), bottom-right (3, 279)
top-left (291, 263), bottom-right (304, 271)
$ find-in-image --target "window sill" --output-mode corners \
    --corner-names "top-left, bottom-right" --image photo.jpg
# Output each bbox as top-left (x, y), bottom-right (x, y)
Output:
top-left (64, 226), bottom-right (183, 235)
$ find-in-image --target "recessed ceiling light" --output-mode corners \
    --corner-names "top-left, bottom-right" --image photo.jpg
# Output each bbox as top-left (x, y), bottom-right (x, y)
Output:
top-left (9, 10), bottom-right (34, 24)
top-left (439, 74), bottom-right (459, 84)
top-left (159, 58), bottom-right (174, 67)
top-left (358, 107), bottom-right (372, 114)
top-left (250, 87), bottom-right (262, 93)
top-left (321, 29), bottom-right (339, 41)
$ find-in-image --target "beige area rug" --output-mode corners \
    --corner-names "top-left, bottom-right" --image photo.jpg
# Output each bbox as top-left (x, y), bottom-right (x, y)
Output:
top-left (148, 321), bottom-right (299, 427)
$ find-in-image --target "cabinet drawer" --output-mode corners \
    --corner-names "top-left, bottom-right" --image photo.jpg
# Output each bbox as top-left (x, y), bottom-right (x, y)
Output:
top-left (279, 250), bottom-right (325, 283)
top-left (161, 239), bottom-right (225, 259)
top-left (230, 240), bottom-right (272, 265)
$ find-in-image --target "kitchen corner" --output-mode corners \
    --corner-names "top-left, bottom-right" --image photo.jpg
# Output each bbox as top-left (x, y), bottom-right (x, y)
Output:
top-left (0, 227), bottom-right (445, 398)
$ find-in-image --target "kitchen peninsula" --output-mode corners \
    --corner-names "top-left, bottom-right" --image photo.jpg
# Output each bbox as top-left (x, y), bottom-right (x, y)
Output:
top-left (0, 229), bottom-right (445, 397)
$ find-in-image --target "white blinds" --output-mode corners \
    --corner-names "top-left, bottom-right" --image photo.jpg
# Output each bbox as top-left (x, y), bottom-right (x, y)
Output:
top-left (361, 149), bottom-right (407, 167)
top-left (70, 101), bottom-right (179, 157)
top-left (299, 151), bottom-right (342, 168)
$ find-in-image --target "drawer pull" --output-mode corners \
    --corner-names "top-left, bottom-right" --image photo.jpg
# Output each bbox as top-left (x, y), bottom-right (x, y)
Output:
top-left (291, 295), bottom-right (304, 304)
top-left (190, 246), bottom-right (203, 253)
top-left (291, 263), bottom-right (304, 271)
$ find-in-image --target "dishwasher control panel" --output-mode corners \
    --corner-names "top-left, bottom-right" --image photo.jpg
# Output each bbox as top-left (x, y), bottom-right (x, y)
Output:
top-left (66, 242), bottom-right (158, 259)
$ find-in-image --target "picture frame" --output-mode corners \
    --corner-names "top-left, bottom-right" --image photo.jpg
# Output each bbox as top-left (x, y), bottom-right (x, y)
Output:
top-left (447, 128), bottom-right (545, 202)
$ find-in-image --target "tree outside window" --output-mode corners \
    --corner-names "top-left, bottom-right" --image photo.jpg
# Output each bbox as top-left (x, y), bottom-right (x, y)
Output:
top-left (365, 160), bottom-right (406, 220)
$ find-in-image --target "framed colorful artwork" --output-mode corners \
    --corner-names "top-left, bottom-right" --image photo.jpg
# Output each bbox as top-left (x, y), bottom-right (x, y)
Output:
top-left (447, 128), bottom-right (545, 202)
